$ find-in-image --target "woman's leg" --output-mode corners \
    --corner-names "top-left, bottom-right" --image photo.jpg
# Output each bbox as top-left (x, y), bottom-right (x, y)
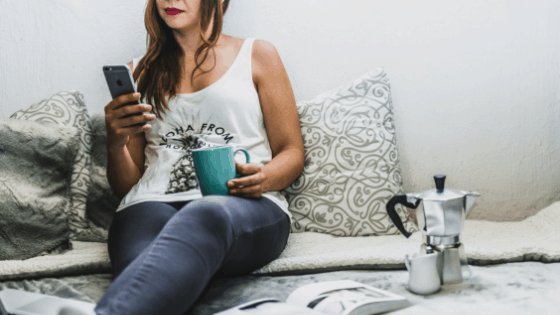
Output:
top-left (94, 195), bottom-right (290, 315)
top-left (215, 196), bottom-right (290, 276)
top-left (106, 201), bottom-right (181, 278)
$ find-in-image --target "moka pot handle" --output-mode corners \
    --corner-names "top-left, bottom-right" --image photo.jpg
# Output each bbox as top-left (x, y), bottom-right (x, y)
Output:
top-left (386, 194), bottom-right (421, 238)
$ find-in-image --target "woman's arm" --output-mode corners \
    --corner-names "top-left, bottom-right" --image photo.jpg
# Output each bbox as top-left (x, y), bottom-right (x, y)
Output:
top-left (106, 62), bottom-right (153, 199)
top-left (227, 40), bottom-right (305, 198)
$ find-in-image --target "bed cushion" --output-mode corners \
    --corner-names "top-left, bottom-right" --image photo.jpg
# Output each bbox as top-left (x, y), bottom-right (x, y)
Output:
top-left (281, 68), bottom-right (417, 236)
top-left (1, 201), bottom-right (560, 280)
top-left (0, 119), bottom-right (80, 260)
top-left (10, 91), bottom-right (107, 242)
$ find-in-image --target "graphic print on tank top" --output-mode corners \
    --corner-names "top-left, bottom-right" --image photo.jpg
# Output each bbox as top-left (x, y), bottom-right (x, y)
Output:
top-left (157, 110), bottom-right (237, 195)
top-left (165, 133), bottom-right (203, 194)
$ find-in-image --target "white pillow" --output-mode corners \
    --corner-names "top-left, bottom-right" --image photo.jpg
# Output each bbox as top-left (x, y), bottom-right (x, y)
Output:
top-left (280, 68), bottom-right (417, 236)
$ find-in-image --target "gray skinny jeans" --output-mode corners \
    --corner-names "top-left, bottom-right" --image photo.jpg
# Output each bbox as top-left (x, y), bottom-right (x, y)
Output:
top-left (94, 195), bottom-right (290, 315)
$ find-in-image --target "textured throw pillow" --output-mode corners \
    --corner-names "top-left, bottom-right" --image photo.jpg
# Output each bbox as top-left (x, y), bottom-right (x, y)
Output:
top-left (10, 90), bottom-right (107, 242)
top-left (85, 113), bottom-right (122, 235)
top-left (0, 119), bottom-right (80, 260)
top-left (280, 68), bottom-right (417, 236)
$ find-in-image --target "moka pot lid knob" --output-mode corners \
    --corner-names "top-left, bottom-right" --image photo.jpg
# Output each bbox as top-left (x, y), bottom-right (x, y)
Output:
top-left (413, 175), bottom-right (477, 201)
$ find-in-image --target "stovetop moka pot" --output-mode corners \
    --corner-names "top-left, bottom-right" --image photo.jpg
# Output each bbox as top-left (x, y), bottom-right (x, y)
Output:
top-left (386, 175), bottom-right (480, 285)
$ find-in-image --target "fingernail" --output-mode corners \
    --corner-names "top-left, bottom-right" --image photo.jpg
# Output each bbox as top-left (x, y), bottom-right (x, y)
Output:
top-left (134, 93), bottom-right (141, 98)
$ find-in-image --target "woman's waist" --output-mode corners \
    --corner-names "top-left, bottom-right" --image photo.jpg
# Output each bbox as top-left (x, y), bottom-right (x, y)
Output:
top-left (144, 144), bottom-right (272, 166)
top-left (118, 189), bottom-right (287, 213)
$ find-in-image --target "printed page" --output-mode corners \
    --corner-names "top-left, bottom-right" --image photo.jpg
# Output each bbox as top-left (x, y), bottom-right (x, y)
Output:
top-left (214, 299), bottom-right (322, 315)
top-left (286, 280), bottom-right (401, 307)
top-left (241, 301), bottom-right (322, 315)
top-left (311, 290), bottom-right (386, 315)
top-left (216, 281), bottom-right (410, 315)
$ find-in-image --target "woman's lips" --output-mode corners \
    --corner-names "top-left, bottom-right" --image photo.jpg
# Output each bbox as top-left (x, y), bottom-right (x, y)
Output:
top-left (165, 9), bottom-right (183, 15)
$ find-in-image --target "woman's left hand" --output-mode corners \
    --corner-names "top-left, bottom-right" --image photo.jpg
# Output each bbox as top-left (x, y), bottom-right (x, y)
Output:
top-left (227, 162), bottom-right (268, 198)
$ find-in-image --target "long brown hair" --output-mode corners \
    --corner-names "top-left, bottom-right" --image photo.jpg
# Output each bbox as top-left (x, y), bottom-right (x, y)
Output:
top-left (133, 0), bottom-right (230, 119)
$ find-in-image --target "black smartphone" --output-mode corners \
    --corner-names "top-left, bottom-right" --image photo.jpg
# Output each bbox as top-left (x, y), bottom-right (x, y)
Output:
top-left (103, 64), bottom-right (147, 127)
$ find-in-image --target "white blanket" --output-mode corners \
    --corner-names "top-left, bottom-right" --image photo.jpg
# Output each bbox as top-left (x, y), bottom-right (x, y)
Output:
top-left (1, 202), bottom-right (559, 280)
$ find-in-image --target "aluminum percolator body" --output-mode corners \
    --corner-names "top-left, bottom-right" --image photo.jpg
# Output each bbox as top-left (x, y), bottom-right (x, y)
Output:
top-left (408, 187), bottom-right (480, 238)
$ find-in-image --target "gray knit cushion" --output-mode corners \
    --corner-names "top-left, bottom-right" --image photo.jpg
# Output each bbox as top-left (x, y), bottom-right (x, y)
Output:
top-left (0, 119), bottom-right (80, 260)
top-left (10, 91), bottom-right (107, 242)
top-left (280, 68), bottom-right (417, 236)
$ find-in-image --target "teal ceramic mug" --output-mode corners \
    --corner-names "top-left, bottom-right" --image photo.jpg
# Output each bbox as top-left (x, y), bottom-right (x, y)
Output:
top-left (191, 146), bottom-right (250, 196)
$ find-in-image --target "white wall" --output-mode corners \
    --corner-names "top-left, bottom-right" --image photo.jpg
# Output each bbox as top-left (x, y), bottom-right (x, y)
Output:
top-left (1, 0), bottom-right (147, 116)
top-left (2, 0), bottom-right (559, 221)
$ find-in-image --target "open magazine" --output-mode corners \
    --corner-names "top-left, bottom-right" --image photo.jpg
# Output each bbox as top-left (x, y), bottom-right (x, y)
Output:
top-left (215, 280), bottom-right (411, 315)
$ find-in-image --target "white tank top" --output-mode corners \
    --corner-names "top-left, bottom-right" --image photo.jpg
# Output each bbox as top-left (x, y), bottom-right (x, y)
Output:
top-left (116, 38), bottom-right (292, 223)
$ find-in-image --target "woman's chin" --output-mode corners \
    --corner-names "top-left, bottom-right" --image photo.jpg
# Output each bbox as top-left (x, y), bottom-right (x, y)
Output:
top-left (165, 21), bottom-right (196, 32)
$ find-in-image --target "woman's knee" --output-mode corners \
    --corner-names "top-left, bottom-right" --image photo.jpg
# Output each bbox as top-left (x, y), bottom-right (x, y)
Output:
top-left (175, 195), bottom-right (235, 231)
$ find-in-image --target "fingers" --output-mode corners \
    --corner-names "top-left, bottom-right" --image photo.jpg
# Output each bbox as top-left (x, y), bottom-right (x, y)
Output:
top-left (229, 185), bottom-right (263, 198)
top-left (235, 161), bottom-right (261, 176)
top-left (105, 92), bottom-right (155, 131)
top-left (227, 165), bottom-right (266, 198)
top-left (105, 92), bottom-right (142, 112)
top-left (228, 172), bottom-right (264, 188)
top-left (112, 120), bottom-right (152, 137)
top-left (228, 176), bottom-right (264, 197)
top-left (108, 110), bottom-right (155, 132)
top-left (230, 162), bottom-right (264, 188)
top-left (105, 93), bottom-right (153, 119)
top-left (115, 106), bottom-right (154, 125)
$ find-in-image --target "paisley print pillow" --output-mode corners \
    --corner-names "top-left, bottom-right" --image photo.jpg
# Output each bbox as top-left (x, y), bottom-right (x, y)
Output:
top-left (280, 68), bottom-right (417, 236)
top-left (10, 91), bottom-right (107, 242)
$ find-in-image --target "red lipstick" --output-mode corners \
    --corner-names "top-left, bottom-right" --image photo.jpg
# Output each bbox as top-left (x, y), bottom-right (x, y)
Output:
top-left (165, 8), bottom-right (184, 15)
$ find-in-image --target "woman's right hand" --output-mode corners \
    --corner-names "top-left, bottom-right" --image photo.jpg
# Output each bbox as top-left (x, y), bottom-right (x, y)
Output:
top-left (104, 92), bottom-right (156, 149)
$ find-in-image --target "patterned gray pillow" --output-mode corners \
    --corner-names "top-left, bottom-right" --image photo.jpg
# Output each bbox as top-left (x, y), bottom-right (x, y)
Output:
top-left (280, 68), bottom-right (417, 236)
top-left (10, 91), bottom-right (107, 242)
top-left (85, 113), bottom-right (121, 236)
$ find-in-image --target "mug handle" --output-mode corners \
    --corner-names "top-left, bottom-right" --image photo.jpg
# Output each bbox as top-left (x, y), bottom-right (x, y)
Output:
top-left (233, 149), bottom-right (250, 178)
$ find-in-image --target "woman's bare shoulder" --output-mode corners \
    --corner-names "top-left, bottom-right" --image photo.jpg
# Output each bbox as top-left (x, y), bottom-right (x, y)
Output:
top-left (251, 39), bottom-right (282, 79)
top-left (252, 39), bottom-right (279, 61)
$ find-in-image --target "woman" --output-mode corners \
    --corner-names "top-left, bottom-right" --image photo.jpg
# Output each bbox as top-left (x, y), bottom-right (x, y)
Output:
top-left (94, 0), bottom-right (304, 314)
